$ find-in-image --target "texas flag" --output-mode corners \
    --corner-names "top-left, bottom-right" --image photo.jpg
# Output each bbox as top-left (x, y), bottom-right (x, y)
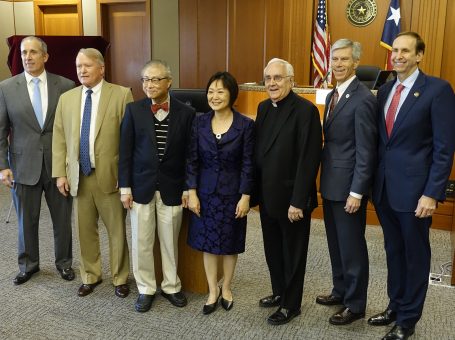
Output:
top-left (380, 0), bottom-right (401, 70)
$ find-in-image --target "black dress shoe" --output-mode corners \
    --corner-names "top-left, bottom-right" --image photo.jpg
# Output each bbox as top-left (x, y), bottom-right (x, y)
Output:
top-left (58, 267), bottom-right (75, 281)
top-left (316, 294), bottom-right (343, 306)
top-left (382, 325), bottom-right (415, 340)
top-left (368, 308), bottom-right (397, 326)
top-left (161, 291), bottom-right (188, 307)
top-left (329, 307), bottom-right (365, 325)
top-left (13, 267), bottom-right (40, 285)
top-left (221, 297), bottom-right (234, 311)
top-left (115, 284), bottom-right (130, 298)
top-left (135, 294), bottom-right (155, 312)
top-left (259, 294), bottom-right (281, 308)
top-left (267, 307), bottom-right (301, 325)
top-left (203, 288), bottom-right (221, 315)
top-left (77, 281), bottom-right (102, 297)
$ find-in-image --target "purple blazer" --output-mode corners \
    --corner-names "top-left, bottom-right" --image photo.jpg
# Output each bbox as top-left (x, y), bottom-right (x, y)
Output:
top-left (186, 110), bottom-right (254, 196)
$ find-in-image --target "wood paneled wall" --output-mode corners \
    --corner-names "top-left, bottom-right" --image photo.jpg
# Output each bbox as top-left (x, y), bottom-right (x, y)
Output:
top-left (179, 0), bottom-right (313, 87)
top-left (179, 0), bottom-right (455, 89)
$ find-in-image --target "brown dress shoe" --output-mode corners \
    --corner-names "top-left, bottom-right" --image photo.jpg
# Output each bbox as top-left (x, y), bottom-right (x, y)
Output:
top-left (115, 284), bottom-right (130, 298)
top-left (316, 294), bottom-right (343, 306)
top-left (329, 307), bottom-right (365, 325)
top-left (78, 281), bottom-right (102, 297)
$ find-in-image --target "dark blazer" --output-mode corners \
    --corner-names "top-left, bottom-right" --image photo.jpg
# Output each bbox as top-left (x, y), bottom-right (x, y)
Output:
top-left (0, 72), bottom-right (74, 184)
top-left (186, 110), bottom-right (254, 195)
top-left (118, 96), bottom-right (195, 206)
top-left (373, 71), bottom-right (455, 211)
top-left (254, 91), bottom-right (322, 217)
top-left (320, 78), bottom-right (377, 201)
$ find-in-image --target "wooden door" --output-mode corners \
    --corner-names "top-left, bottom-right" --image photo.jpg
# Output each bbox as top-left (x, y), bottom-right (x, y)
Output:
top-left (98, 0), bottom-right (150, 100)
top-left (34, 0), bottom-right (82, 35)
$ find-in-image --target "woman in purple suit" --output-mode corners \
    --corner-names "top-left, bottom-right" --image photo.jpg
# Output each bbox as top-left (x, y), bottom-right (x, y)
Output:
top-left (187, 71), bottom-right (254, 315)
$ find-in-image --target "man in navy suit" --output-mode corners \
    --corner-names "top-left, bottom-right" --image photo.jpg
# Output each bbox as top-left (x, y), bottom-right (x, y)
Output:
top-left (0, 36), bottom-right (75, 285)
top-left (118, 60), bottom-right (195, 312)
top-left (255, 58), bottom-right (322, 325)
top-left (368, 32), bottom-right (455, 340)
top-left (317, 39), bottom-right (377, 325)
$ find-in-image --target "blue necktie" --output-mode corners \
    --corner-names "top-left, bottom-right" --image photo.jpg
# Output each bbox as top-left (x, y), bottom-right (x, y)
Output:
top-left (80, 89), bottom-right (93, 176)
top-left (32, 78), bottom-right (43, 128)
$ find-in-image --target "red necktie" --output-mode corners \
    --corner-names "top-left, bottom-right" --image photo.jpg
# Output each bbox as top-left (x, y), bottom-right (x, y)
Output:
top-left (151, 102), bottom-right (169, 114)
top-left (385, 84), bottom-right (405, 137)
top-left (327, 89), bottom-right (339, 120)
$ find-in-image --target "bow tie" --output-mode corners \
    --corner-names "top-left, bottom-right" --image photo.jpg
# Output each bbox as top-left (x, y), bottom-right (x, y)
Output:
top-left (151, 102), bottom-right (169, 114)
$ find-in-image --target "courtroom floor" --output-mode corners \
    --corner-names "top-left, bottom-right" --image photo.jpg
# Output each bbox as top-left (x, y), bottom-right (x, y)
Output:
top-left (0, 184), bottom-right (454, 339)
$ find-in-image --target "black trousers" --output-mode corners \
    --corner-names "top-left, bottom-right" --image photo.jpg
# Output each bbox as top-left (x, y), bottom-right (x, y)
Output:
top-left (259, 204), bottom-right (311, 311)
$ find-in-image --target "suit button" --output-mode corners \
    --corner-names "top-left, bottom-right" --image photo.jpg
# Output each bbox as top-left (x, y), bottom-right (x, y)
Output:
top-left (215, 168), bottom-right (219, 172)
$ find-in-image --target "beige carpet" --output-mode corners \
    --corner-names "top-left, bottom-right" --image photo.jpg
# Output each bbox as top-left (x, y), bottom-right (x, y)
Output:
top-left (0, 184), bottom-right (454, 339)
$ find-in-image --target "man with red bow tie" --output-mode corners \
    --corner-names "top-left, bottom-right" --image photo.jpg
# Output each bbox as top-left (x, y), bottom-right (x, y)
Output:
top-left (119, 60), bottom-right (195, 312)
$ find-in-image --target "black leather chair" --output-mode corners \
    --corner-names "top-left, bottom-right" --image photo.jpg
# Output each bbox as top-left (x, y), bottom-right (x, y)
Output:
top-left (356, 65), bottom-right (381, 89)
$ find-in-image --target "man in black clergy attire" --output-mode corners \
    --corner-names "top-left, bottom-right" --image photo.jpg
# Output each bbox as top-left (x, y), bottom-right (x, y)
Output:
top-left (254, 58), bottom-right (322, 325)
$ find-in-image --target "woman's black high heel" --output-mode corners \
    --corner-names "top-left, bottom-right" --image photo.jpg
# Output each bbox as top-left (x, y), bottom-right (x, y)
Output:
top-left (202, 287), bottom-right (222, 315)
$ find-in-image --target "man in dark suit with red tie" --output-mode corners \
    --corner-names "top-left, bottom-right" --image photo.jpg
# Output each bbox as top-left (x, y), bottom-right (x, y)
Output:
top-left (369, 32), bottom-right (455, 340)
top-left (118, 60), bottom-right (195, 313)
top-left (317, 39), bottom-right (377, 325)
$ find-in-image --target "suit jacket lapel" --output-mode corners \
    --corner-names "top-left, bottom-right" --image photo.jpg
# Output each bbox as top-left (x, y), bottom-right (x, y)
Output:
top-left (143, 99), bottom-right (157, 149)
top-left (324, 79), bottom-right (359, 130)
top-left (218, 111), bottom-right (242, 145)
top-left (71, 87), bottom-right (83, 152)
top-left (17, 74), bottom-right (42, 131)
top-left (388, 72), bottom-right (426, 142)
top-left (322, 89), bottom-right (333, 130)
top-left (94, 81), bottom-right (111, 139)
top-left (44, 73), bottom-right (58, 130)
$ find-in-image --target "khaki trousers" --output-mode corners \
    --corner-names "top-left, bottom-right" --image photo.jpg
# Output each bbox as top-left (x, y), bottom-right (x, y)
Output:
top-left (130, 191), bottom-right (182, 295)
top-left (74, 172), bottom-right (130, 285)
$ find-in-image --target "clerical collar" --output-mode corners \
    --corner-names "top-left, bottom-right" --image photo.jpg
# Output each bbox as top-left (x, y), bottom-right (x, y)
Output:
top-left (271, 91), bottom-right (293, 107)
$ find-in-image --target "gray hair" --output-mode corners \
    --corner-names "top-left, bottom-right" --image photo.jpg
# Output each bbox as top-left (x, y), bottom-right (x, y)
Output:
top-left (264, 58), bottom-right (294, 77)
top-left (331, 39), bottom-right (362, 61)
top-left (78, 48), bottom-right (105, 65)
top-left (21, 36), bottom-right (48, 54)
top-left (141, 59), bottom-right (173, 79)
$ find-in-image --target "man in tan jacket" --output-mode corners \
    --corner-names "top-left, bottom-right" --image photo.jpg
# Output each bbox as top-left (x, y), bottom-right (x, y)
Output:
top-left (52, 48), bottom-right (133, 298)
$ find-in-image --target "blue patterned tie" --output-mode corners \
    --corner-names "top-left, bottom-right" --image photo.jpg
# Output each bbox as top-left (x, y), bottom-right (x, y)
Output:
top-left (32, 78), bottom-right (43, 128)
top-left (80, 89), bottom-right (93, 176)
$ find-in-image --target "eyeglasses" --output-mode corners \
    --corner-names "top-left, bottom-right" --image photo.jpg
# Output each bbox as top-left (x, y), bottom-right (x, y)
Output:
top-left (264, 75), bottom-right (292, 83)
top-left (141, 77), bottom-right (169, 85)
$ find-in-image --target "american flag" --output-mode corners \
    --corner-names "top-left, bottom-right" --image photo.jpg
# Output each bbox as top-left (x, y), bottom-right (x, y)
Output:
top-left (312, 0), bottom-right (331, 88)
top-left (380, 0), bottom-right (401, 70)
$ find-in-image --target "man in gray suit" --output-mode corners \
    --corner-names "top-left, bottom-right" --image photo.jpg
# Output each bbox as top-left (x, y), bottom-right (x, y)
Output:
top-left (317, 39), bottom-right (377, 324)
top-left (0, 36), bottom-right (75, 285)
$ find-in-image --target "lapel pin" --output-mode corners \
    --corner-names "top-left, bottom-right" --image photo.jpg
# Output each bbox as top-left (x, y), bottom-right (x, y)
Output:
top-left (345, 94), bottom-right (350, 99)
top-left (414, 92), bottom-right (420, 97)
